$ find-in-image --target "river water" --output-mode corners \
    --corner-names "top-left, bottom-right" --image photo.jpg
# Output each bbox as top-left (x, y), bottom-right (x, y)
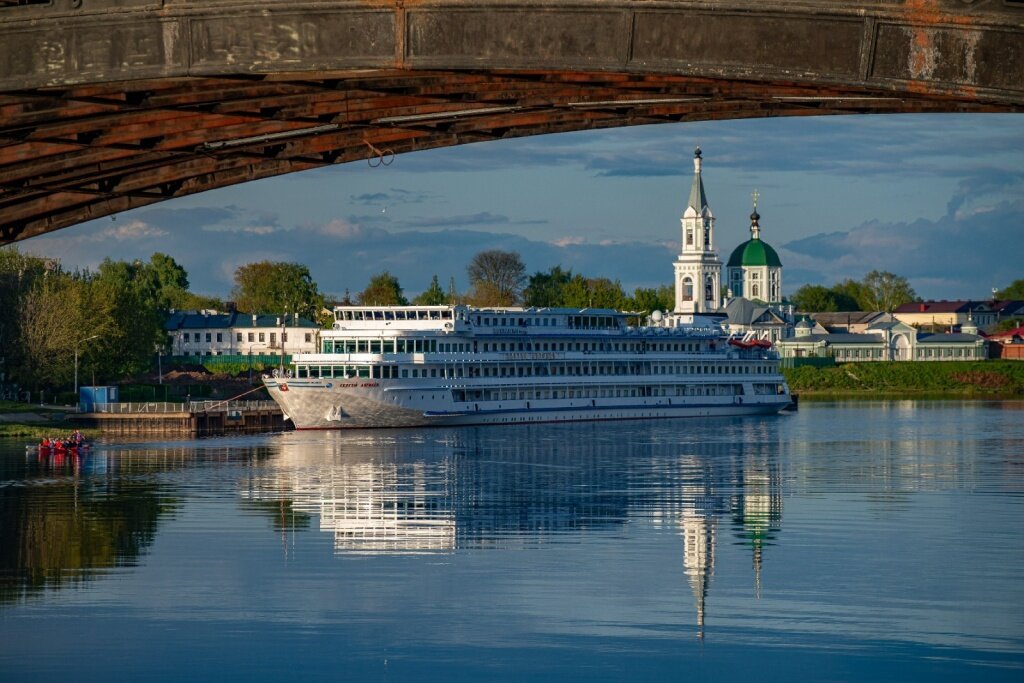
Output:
top-left (1, 401), bottom-right (1022, 681)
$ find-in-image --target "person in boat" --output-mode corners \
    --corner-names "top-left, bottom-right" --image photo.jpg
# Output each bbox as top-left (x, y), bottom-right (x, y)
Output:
top-left (41, 437), bottom-right (50, 448)
top-left (72, 429), bottom-right (83, 446)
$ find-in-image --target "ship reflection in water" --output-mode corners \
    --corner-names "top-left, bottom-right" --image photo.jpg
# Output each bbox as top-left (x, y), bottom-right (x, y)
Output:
top-left (2, 402), bottom-right (1022, 681)
top-left (241, 420), bottom-right (784, 635)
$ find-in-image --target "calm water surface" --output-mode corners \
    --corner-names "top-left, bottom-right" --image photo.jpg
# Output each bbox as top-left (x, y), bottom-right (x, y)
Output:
top-left (1, 401), bottom-right (1023, 681)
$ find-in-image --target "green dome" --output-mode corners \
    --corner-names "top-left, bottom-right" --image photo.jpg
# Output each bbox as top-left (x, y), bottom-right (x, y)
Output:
top-left (727, 238), bottom-right (782, 268)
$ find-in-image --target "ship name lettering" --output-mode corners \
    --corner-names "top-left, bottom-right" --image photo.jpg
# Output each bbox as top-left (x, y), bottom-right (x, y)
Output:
top-left (504, 352), bottom-right (558, 360)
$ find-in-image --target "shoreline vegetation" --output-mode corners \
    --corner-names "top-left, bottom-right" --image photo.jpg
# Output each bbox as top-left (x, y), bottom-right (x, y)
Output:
top-left (783, 360), bottom-right (1024, 397)
top-left (0, 401), bottom-right (100, 439)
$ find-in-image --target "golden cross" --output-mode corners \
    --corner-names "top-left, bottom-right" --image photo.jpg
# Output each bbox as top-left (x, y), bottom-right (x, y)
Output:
top-left (752, 189), bottom-right (760, 210)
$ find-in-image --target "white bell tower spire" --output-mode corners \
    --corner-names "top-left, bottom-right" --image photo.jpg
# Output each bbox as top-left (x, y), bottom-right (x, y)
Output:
top-left (674, 147), bottom-right (722, 314)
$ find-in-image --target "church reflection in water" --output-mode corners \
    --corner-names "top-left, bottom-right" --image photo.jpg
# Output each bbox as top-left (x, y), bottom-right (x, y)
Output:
top-left (243, 420), bottom-right (785, 634)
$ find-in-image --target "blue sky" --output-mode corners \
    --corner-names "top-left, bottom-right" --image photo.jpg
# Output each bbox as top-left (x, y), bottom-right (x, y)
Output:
top-left (21, 112), bottom-right (1024, 302)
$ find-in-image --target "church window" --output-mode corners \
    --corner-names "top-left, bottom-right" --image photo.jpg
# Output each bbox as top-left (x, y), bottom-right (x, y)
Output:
top-left (686, 229), bottom-right (693, 246)
top-left (682, 277), bottom-right (693, 302)
top-left (705, 275), bottom-right (714, 301)
top-left (703, 221), bottom-right (710, 247)
top-left (752, 284), bottom-right (760, 298)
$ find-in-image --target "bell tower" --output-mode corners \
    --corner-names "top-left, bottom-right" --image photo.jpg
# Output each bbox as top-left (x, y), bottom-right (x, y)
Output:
top-left (674, 147), bottom-right (722, 313)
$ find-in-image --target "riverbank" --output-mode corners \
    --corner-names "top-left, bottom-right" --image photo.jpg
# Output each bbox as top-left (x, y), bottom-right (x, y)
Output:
top-left (0, 401), bottom-right (101, 439)
top-left (783, 360), bottom-right (1024, 397)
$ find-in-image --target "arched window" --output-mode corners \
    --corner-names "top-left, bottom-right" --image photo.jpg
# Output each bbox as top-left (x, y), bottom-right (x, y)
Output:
top-left (682, 277), bottom-right (693, 302)
top-left (686, 229), bottom-right (693, 246)
top-left (752, 284), bottom-right (759, 298)
top-left (705, 275), bottom-right (714, 301)
top-left (703, 220), bottom-right (710, 248)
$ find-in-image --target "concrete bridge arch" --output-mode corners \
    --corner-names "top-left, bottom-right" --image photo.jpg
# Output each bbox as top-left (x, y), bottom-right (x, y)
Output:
top-left (0, 0), bottom-right (1021, 243)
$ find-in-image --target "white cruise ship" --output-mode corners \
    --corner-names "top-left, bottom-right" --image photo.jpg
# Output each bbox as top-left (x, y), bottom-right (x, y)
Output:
top-left (263, 305), bottom-right (792, 429)
top-left (264, 148), bottom-right (792, 428)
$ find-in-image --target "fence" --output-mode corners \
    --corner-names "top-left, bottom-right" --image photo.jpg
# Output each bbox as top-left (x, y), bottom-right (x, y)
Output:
top-left (779, 357), bottom-right (837, 369)
top-left (90, 400), bottom-right (279, 414)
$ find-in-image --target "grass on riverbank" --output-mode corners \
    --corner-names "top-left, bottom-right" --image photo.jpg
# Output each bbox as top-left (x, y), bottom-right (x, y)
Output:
top-left (0, 423), bottom-right (100, 439)
top-left (783, 360), bottom-right (1024, 396)
top-left (0, 400), bottom-right (68, 413)
top-left (0, 400), bottom-right (100, 439)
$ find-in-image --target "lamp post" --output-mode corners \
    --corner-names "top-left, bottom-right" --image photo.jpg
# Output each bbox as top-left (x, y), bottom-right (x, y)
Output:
top-left (74, 334), bottom-right (100, 401)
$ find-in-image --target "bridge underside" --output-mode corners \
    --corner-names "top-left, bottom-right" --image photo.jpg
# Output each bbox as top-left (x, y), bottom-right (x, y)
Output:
top-left (1, 1), bottom-right (1022, 244)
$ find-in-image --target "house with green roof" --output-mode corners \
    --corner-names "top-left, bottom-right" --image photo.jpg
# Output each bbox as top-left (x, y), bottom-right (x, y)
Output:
top-left (776, 318), bottom-right (987, 362)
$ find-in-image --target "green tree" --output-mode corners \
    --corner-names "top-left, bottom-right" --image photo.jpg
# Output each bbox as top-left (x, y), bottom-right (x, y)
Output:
top-left (0, 248), bottom-right (51, 386)
top-left (359, 271), bottom-right (408, 305)
top-left (996, 279), bottom-right (1024, 299)
top-left (140, 252), bottom-right (191, 311)
top-left (524, 266), bottom-right (573, 307)
top-left (412, 275), bottom-right (447, 305)
top-left (91, 260), bottom-right (166, 379)
top-left (231, 261), bottom-right (325, 320)
top-left (467, 250), bottom-right (526, 306)
top-left (858, 270), bottom-right (917, 313)
top-left (831, 279), bottom-right (866, 311)
top-left (791, 284), bottom-right (839, 312)
top-left (173, 291), bottom-right (224, 312)
top-left (18, 273), bottom-right (90, 389)
top-left (628, 285), bottom-right (674, 313)
top-left (994, 317), bottom-right (1024, 332)
top-left (558, 275), bottom-right (627, 309)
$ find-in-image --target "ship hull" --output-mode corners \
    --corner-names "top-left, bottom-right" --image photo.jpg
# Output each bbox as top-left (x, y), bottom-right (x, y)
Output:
top-left (265, 378), bottom-right (791, 430)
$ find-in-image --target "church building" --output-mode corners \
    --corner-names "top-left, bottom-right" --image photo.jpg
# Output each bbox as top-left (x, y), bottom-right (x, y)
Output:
top-left (726, 198), bottom-right (783, 304)
top-left (673, 148), bottom-right (722, 315)
top-left (666, 148), bottom-right (788, 338)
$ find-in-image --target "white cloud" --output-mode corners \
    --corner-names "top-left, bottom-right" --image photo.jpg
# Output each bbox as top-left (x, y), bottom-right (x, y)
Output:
top-left (93, 219), bottom-right (167, 241)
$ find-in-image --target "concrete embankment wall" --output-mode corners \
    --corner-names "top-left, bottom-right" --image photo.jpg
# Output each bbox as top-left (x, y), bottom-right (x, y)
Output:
top-left (70, 405), bottom-right (288, 437)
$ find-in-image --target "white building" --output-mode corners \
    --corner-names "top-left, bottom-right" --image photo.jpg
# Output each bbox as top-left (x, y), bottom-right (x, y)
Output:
top-left (673, 147), bottom-right (722, 316)
top-left (777, 318), bottom-right (987, 362)
top-left (164, 310), bottom-right (320, 356)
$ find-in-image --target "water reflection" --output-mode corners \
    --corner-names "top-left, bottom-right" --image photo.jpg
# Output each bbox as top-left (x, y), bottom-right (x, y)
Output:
top-left (1, 402), bottom-right (1021, 677)
top-left (241, 420), bottom-right (786, 635)
top-left (0, 443), bottom-right (279, 604)
top-left (0, 448), bottom-right (180, 604)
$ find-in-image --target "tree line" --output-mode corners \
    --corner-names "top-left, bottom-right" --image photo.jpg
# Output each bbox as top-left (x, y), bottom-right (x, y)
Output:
top-left (0, 249), bottom-right (330, 392)
top-left (354, 250), bottom-right (676, 313)
top-left (789, 272), bottom-right (1024, 314)
top-left (789, 270), bottom-right (918, 313)
top-left (5, 243), bottom-right (1020, 393)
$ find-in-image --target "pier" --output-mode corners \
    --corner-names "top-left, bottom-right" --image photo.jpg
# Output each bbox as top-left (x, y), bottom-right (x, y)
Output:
top-left (69, 400), bottom-right (287, 437)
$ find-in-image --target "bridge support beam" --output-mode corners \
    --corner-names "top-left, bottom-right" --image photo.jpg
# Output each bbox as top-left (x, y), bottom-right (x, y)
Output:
top-left (1, 0), bottom-right (1021, 242)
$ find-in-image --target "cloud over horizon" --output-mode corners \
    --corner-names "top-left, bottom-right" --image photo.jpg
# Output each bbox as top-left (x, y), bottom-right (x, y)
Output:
top-left (12, 114), bottom-right (1023, 303)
